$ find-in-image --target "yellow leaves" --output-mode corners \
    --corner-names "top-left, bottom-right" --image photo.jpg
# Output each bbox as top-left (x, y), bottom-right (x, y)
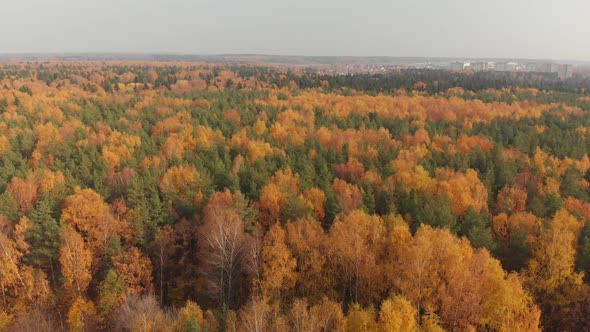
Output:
top-left (67, 297), bottom-right (97, 332)
top-left (102, 131), bottom-right (141, 169)
top-left (270, 122), bottom-right (289, 146)
top-left (0, 311), bottom-right (13, 332)
top-left (526, 209), bottom-right (584, 297)
top-left (246, 140), bottom-right (273, 164)
top-left (533, 147), bottom-right (558, 176)
top-left (0, 136), bottom-right (10, 156)
top-left (160, 165), bottom-right (200, 198)
top-left (538, 177), bottom-right (561, 195)
top-left (262, 90), bottom-right (557, 125)
top-left (0, 232), bottom-right (25, 298)
top-left (393, 225), bottom-right (541, 331)
top-left (59, 225), bottom-right (92, 298)
top-left (14, 216), bottom-right (32, 254)
top-left (328, 210), bottom-right (387, 305)
top-left (481, 272), bottom-right (541, 332)
top-left (175, 300), bottom-right (204, 332)
top-left (346, 304), bottom-right (377, 332)
top-left (395, 165), bottom-right (436, 194)
top-left (259, 183), bottom-right (286, 224)
top-left (194, 125), bottom-right (224, 150)
top-left (379, 295), bottom-right (419, 332)
top-left (261, 223), bottom-right (297, 300)
top-left (253, 118), bottom-right (267, 135)
top-left (37, 169), bottom-right (66, 194)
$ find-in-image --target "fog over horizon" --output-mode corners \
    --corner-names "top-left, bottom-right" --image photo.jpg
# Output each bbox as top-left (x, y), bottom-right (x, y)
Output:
top-left (1, 0), bottom-right (588, 61)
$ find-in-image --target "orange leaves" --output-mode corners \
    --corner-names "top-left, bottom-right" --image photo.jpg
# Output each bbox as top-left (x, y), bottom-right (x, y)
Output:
top-left (334, 158), bottom-right (365, 181)
top-left (222, 109), bottom-right (241, 125)
top-left (259, 169), bottom-right (301, 224)
top-left (6, 170), bottom-right (65, 213)
top-left (496, 185), bottom-right (528, 214)
top-left (261, 90), bottom-right (563, 125)
top-left (492, 212), bottom-right (542, 247)
top-left (403, 128), bottom-right (431, 146)
top-left (332, 178), bottom-right (363, 213)
top-left (392, 146), bottom-right (428, 174)
top-left (455, 134), bottom-right (494, 154)
top-left (315, 126), bottom-right (396, 159)
top-left (6, 174), bottom-right (39, 213)
top-left (303, 188), bottom-right (326, 221)
top-left (61, 188), bottom-right (112, 253)
top-left (285, 218), bottom-right (329, 302)
top-left (435, 168), bottom-right (488, 215)
top-left (564, 197), bottom-right (590, 221)
top-left (112, 247), bottom-right (153, 296)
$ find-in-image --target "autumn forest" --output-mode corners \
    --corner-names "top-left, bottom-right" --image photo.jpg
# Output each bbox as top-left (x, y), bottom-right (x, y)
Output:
top-left (1, 62), bottom-right (590, 331)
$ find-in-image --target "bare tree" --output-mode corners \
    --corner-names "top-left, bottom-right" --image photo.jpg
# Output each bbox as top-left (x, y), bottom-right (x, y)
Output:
top-left (198, 206), bottom-right (246, 308)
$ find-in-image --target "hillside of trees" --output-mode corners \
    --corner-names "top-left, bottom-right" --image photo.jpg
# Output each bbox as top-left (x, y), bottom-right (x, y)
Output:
top-left (1, 62), bottom-right (590, 331)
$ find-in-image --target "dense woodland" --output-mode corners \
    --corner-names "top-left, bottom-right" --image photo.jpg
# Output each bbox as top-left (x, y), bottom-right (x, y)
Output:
top-left (1, 62), bottom-right (590, 331)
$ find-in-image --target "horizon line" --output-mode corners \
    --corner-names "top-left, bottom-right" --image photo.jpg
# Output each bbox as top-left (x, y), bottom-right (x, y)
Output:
top-left (0, 53), bottom-right (588, 65)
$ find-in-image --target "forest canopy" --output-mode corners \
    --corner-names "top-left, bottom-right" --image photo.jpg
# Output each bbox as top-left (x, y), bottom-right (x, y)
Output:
top-left (0, 62), bottom-right (589, 331)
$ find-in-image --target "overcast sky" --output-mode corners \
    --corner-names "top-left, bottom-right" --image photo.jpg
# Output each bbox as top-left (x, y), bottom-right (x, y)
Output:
top-left (0, 0), bottom-right (588, 61)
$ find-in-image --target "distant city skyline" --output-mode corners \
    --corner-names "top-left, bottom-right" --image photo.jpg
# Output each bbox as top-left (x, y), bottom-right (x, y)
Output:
top-left (1, 0), bottom-right (589, 61)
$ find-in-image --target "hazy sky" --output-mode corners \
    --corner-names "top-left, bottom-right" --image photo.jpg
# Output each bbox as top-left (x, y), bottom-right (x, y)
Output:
top-left (0, 0), bottom-right (588, 60)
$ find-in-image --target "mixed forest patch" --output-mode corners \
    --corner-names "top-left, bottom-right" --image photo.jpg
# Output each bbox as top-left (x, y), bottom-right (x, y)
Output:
top-left (0, 62), bottom-right (589, 331)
